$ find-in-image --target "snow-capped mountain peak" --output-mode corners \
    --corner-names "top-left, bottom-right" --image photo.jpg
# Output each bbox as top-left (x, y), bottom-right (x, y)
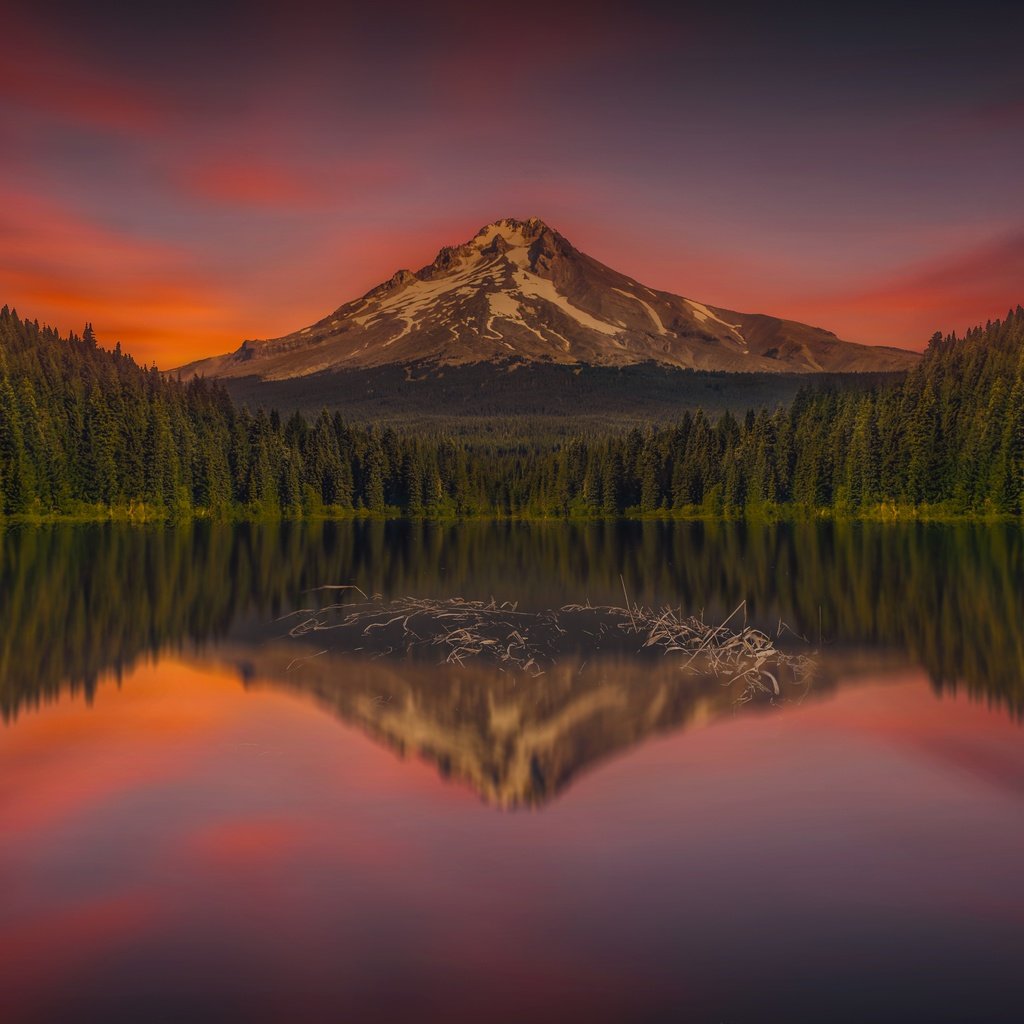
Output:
top-left (180, 218), bottom-right (919, 381)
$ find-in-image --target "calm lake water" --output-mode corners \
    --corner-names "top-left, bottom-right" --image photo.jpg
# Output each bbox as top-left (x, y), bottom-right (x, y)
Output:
top-left (2, 521), bottom-right (1023, 1022)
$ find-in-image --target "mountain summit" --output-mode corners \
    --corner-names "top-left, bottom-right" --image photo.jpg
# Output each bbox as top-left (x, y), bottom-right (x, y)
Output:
top-left (181, 217), bottom-right (917, 379)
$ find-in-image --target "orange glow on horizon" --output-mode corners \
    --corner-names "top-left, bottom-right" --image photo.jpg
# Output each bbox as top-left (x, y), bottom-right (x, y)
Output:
top-left (5, 210), bottom-right (1022, 367)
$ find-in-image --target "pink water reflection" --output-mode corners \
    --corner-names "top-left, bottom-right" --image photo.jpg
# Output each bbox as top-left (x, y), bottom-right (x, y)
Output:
top-left (1, 658), bottom-right (1022, 1022)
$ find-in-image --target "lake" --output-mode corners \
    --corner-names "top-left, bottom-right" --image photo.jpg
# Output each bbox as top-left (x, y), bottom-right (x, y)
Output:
top-left (1, 521), bottom-right (1023, 1022)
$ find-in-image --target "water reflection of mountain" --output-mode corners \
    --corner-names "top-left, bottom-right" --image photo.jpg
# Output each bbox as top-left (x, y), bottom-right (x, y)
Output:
top-left (212, 643), bottom-right (895, 808)
top-left (2, 520), bottom-right (1022, 719)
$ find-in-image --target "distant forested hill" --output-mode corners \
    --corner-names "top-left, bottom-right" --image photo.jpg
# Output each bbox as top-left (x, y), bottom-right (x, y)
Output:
top-left (212, 360), bottom-right (900, 429)
top-left (1, 304), bottom-right (1022, 519)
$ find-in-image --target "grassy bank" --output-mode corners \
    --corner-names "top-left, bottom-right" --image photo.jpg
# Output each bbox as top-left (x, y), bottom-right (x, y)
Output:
top-left (3, 501), bottom-right (1021, 526)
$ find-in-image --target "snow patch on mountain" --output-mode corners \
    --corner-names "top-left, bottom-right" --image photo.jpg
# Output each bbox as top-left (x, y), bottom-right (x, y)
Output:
top-left (612, 287), bottom-right (668, 335)
top-left (487, 291), bottom-right (523, 322)
top-left (686, 299), bottom-right (744, 338)
top-left (473, 220), bottom-right (535, 251)
top-left (513, 269), bottom-right (621, 337)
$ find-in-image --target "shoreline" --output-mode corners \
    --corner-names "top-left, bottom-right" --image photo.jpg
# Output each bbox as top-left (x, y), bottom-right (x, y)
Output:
top-left (2, 507), bottom-right (1021, 526)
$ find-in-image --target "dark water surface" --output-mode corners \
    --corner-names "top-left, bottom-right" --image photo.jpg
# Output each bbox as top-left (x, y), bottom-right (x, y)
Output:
top-left (1, 521), bottom-right (1023, 1022)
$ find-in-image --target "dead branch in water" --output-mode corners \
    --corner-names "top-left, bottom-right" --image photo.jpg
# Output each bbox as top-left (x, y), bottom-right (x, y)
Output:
top-left (280, 591), bottom-right (816, 698)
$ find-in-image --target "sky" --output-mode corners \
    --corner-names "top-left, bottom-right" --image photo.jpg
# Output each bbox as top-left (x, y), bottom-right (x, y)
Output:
top-left (2, 0), bottom-right (1023, 367)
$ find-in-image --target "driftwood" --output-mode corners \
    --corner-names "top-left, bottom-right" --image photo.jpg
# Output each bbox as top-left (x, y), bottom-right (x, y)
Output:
top-left (279, 587), bottom-right (815, 702)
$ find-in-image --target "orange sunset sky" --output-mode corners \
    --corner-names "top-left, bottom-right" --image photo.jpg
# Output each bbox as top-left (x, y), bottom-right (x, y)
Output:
top-left (2, 1), bottom-right (1023, 367)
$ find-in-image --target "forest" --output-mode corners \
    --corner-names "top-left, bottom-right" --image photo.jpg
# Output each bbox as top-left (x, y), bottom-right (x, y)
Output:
top-left (216, 357), bottom-right (893, 429)
top-left (1, 303), bottom-right (1023, 519)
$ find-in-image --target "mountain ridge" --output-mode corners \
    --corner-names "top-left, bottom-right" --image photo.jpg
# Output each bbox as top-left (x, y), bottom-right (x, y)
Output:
top-left (178, 217), bottom-right (919, 380)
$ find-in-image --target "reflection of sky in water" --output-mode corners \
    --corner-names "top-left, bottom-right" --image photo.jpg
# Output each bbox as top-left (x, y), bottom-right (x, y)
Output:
top-left (2, 655), bottom-right (1022, 1022)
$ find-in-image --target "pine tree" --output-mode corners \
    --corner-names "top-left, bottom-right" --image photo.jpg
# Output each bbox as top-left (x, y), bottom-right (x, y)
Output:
top-left (84, 384), bottom-right (119, 505)
top-left (904, 380), bottom-right (940, 504)
top-left (0, 373), bottom-right (29, 513)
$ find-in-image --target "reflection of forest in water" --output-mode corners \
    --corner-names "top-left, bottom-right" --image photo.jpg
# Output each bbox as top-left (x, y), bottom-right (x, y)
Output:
top-left (2, 519), bottom-right (1023, 720)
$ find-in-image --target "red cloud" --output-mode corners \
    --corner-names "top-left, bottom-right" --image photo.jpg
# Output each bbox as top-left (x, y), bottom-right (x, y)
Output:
top-left (0, 11), bottom-right (168, 136)
top-left (179, 155), bottom-right (409, 209)
top-left (0, 61), bottom-right (163, 135)
top-left (803, 231), bottom-right (1024, 347)
top-left (0, 188), bottom-right (238, 363)
top-left (185, 162), bottom-right (319, 207)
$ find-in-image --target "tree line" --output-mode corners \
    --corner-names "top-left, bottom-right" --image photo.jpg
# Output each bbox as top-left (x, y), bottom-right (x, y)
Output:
top-left (1, 303), bottom-right (1023, 518)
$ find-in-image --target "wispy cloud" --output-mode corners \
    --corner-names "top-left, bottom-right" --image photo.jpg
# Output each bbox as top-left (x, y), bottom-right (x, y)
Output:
top-left (792, 231), bottom-right (1024, 346)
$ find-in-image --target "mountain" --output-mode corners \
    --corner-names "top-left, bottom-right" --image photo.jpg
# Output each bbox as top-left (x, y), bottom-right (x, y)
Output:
top-left (178, 217), bottom-right (918, 381)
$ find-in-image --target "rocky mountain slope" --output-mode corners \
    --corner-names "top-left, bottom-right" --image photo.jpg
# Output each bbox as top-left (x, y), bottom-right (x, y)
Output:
top-left (179, 217), bottom-right (918, 380)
